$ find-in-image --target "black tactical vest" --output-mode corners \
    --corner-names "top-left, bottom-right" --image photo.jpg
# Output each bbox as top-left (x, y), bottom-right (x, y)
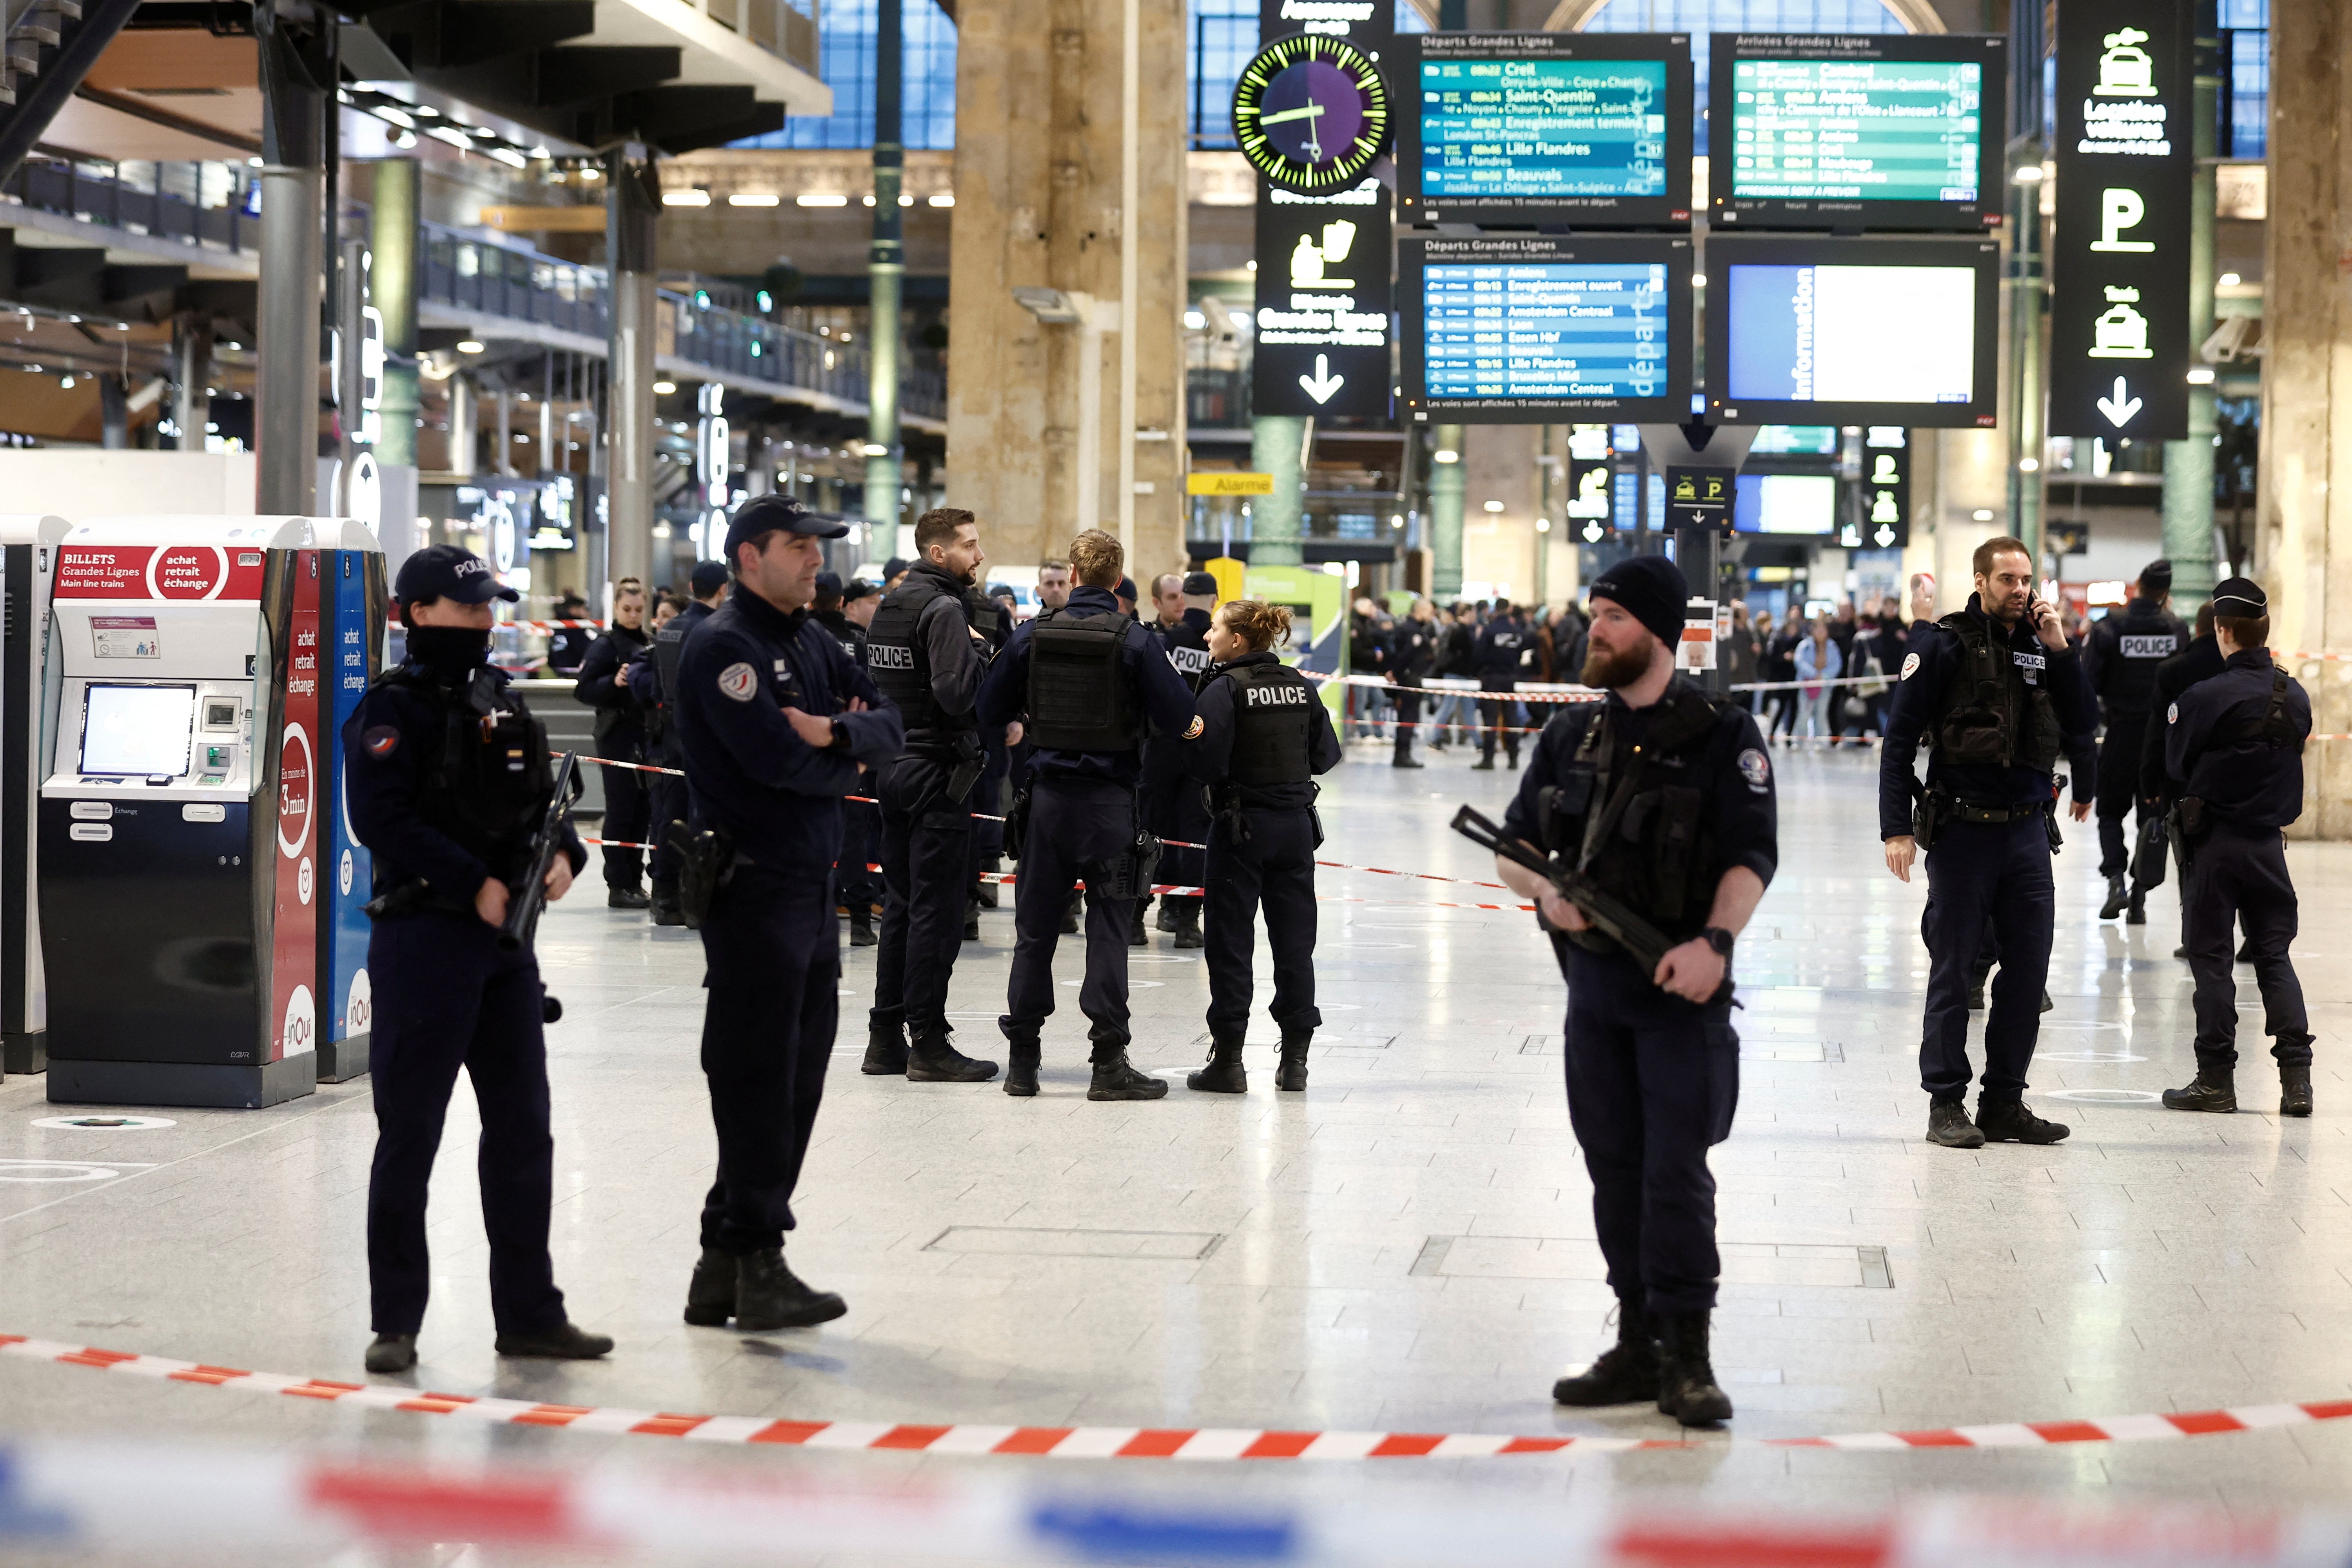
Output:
top-left (1223, 661), bottom-right (1316, 786)
top-left (2091, 604), bottom-right (2186, 714)
top-left (380, 665), bottom-right (553, 879)
top-left (1931, 610), bottom-right (2061, 771)
top-left (1161, 621), bottom-right (1214, 689)
top-left (1026, 606), bottom-right (1138, 753)
top-left (1538, 684), bottom-right (1728, 938)
top-left (866, 566), bottom-right (976, 748)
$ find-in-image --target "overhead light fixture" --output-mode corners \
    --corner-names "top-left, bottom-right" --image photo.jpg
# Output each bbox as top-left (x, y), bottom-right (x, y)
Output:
top-left (1390, 514), bottom-right (1405, 528)
top-left (2018, 457), bottom-right (2040, 472)
top-left (1691, 272), bottom-right (1708, 288)
top-left (2013, 164), bottom-right (2045, 183)
top-left (1012, 287), bottom-right (1081, 324)
top-left (1433, 449), bottom-right (1459, 464)
top-left (1245, 260), bottom-right (1258, 272)
top-left (1483, 500), bottom-right (1505, 512)
top-left (2218, 272), bottom-right (2241, 287)
top-left (1183, 309), bottom-right (1205, 329)
top-left (862, 442), bottom-right (888, 456)
top-left (2187, 366), bottom-right (2216, 384)
top-left (1536, 516), bottom-right (1552, 532)
top-left (374, 106), bottom-right (415, 130)
top-left (796, 193), bottom-right (849, 207)
top-left (664, 189), bottom-right (711, 207)
top-left (862, 193), bottom-right (877, 206)
top-left (1972, 508), bottom-right (1995, 521)
top-left (898, 193), bottom-right (913, 206)
top-left (653, 380), bottom-right (677, 394)
top-left (489, 147), bottom-right (527, 169)
top-left (457, 339), bottom-right (485, 354)
top-left (391, 130), bottom-right (417, 148)
top-left (728, 193), bottom-right (782, 207)
top-left (928, 192), bottom-right (955, 207)
top-left (1228, 310), bottom-right (1250, 330)
top-left (581, 167), bottom-right (601, 180)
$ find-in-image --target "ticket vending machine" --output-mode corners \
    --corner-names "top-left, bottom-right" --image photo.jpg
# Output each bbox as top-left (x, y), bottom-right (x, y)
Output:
top-left (0, 515), bottom-right (67, 1080)
top-left (316, 522), bottom-right (385, 1083)
top-left (39, 519), bottom-right (330, 1109)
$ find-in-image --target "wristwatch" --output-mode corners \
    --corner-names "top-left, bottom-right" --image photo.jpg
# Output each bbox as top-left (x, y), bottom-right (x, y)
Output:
top-left (829, 716), bottom-right (851, 749)
top-left (1699, 926), bottom-right (1736, 956)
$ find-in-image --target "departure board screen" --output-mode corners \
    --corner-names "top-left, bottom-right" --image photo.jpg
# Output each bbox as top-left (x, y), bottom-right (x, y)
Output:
top-left (1398, 34), bottom-right (1693, 225)
top-left (1708, 33), bottom-right (2006, 230)
top-left (1400, 236), bottom-right (1691, 423)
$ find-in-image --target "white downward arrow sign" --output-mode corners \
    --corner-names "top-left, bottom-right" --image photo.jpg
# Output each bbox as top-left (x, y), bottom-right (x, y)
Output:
top-left (1298, 353), bottom-right (1345, 405)
top-left (2096, 376), bottom-right (2142, 428)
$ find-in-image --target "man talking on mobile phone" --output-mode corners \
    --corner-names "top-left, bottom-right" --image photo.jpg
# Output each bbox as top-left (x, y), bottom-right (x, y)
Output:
top-left (1878, 537), bottom-right (2096, 1151)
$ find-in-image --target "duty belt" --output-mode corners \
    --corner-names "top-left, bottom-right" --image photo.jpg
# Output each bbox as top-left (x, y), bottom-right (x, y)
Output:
top-left (1944, 798), bottom-right (2044, 825)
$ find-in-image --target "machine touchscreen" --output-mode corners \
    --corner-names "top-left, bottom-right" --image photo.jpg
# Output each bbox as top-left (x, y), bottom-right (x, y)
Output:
top-left (79, 683), bottom-right (196, 778)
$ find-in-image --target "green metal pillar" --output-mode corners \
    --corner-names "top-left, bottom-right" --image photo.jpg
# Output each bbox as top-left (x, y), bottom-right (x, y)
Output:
top-left (2161, 1), bottom-right (2221, 613)
top-left (1430, 426), bottom-right (1464, 599)
top-left (864, 0), bottom-right (904, 543)
top-left (1250, 415), bottom-right (1305, 566)
top-left (370, 159), bottom-right (419, 471)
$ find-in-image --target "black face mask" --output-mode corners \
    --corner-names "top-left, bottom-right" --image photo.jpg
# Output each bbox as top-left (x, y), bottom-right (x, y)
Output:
top-left (406, 624), bottom-right (492, 672)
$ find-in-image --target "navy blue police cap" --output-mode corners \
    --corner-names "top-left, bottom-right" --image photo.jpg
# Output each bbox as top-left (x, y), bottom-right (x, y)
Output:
top-left (815, 570), bottom-right (844, 594)
top-left (2210, 576), bottom-right (2267, 617)
top-left (722, 495), bottom-right (848, 560)
top-left (1182, 571), bottom-right (1219, 595)
top-left (394, 543), bottom-right (518, 606)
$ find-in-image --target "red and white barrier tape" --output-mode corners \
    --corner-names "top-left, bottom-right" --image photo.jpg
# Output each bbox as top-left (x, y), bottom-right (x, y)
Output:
top-left (5, 1334), bottom-right (2349, 1463)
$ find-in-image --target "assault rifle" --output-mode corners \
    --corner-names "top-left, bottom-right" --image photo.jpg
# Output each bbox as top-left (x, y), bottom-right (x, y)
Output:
top-left (498, 751), bottom-right (582, 954)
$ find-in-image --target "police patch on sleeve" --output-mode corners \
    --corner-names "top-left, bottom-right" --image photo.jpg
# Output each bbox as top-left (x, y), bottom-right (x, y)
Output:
top-left (1900, 652), bottom-right (1921, 681)
top-left (2168, 701), bottom-right (2180, 725)
top-left (1184, 717), bottom-right (1205, 740)
top-left (718, 662), bottom-right (760, 702)
top-left (362, 725), bottom-right (400, 759)
top-left (1738, 747), bottom-right (1771, 791)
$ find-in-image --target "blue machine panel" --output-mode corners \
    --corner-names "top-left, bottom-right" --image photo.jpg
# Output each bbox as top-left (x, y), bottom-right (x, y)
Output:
top-left (317, 548), bottom-right (383, 1080)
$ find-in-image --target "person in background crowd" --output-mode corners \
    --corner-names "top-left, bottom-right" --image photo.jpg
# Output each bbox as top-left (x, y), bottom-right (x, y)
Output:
top-left (1795, 615), bottom-right (1843, 749)
top-left (883, 557), bottom-right (911, 591)
top-left (1036, 558), bottom-right (1073, 613)
top-left (1907, 573), bottom-right (1938, 634)
top-left (546, 592), bottom-right (595, 675)
top-left (1763, 612), bottom-right (1802, 743)
top-left (1721, 601), bottom-right (1759, 696)
top-left (652, 595), bottom-right (682, 631)
top-left (812, 572), bottom-right (882, 948)
top-left (1829, 599), bottom-right (1858, 665)
top-left (630, 561), bottom-right (731, 926)
top-left (1347, 596), bottom-right (1390, 741)
top-left (1387, 596), bottom-right (1437, 768)
top-left (572, 577), bottom-right (653, 908)
top-left (1748, 609), bottom-right (1776, 723)
top-left (1472, 599), bottom-right (1528, 769)
top-left (1431, 603), bottom-right (1478, 749)
top-left (1842, 608), bottom-right (1895, 746)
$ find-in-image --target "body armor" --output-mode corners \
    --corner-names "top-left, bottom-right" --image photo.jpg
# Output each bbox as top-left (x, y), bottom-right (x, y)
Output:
top-left (1222, 661), bottom-right (1316, 787)
top-left (647, 619), bottom-right (688, 746)
top-left (2089, 601), bottom-right (2186, 715)
top-left (1025, 606), bottom-right (1138, 753)
top-left (1162, 620), bottom-right (1214, 689)
top-left (866, 566), bottom-right (977, 751)
top-left (1537, 685), bottom-right (1726, 941)
top-left (1930, 609), bottom-right (2061, 772)
top-left (381, 665), bottom-right (553, 881)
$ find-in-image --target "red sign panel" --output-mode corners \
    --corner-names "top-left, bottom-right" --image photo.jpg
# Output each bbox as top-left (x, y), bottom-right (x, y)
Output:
top-left (268, 553), bottom-right (321, 1063)
top-left (55, 545), bottom-right (268, 602)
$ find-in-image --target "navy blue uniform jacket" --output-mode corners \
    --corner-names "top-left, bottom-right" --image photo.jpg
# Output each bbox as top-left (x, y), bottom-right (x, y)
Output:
top-left (975, 584), bottom-right (1199, 785)
top-left (2165, 648), bottom-right (2312, 829)
top-left (1877, 594), bottom-right (2098, 840)
top-left (1180, 652), bottom-right (1343, 809)
top-left (628, 599), bottom-right (717, 763)
top-left (673, 588), bottom-right (903, 873)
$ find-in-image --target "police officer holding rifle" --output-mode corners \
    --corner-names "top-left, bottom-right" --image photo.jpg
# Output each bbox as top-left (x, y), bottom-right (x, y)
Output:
top-left (1475, 555), bottom-right (1776, 1428)
top-left (347, 545), bottom-right (606, 1375)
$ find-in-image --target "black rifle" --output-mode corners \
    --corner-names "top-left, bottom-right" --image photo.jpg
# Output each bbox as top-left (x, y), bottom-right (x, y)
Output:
top-left (1450, 805), bottom-right (1683, 985)
top-left (498, 751), bottom-right (582, 953)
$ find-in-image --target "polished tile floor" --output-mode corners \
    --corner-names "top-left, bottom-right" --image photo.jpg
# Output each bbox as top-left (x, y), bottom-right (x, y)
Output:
top-left (4, 734), bottom-right (2351, 1519)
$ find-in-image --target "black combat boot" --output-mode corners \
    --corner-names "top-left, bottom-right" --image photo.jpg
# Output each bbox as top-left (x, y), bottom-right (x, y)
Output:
top-left (1173, 904), bottom-right (1204, 949)
top-left (683, 1246), bottom-right (735, 1326)
top-left (2125, 891), bottom-right (2146, 926)
top-left (1506, 740), bottom-right (1521, 770)
top-left (733, 1249), bottom-right (845, 1331)
top-left (908, 1027), bottom-right (998, 1083)
top-left (1925, 1100), bottom-right (1985, 1148)
top-left (964, 900), bottom-right (982, 941)
top-left (977, 857), bottom-right (1002, 908)
top-left (1472, 749), bottom-right (1497, 771)
top-left (609, 886), bottom-right (651, 910)
top-left (494, 1321), bottom-right (615, 1359)
top-left (1060, 900), bottom-right (1080, 935)
top-left (1187, 1033), bottom-right (1249, 1094)
top-left (2280, 1060), bottom-right (2314, 1118)
top-left (1552, 1300), bottom-right (1658, 1406)
top-left (1394, 733), bottom-right (1424, 768)
top-left (1128, 915), bottom-right (1148, 947)
top-left (364, 1333), bottom-right (417, 1374)
top-left (1154, 898), bottom-right (1175, 933)
top-left (1004, 1041), bottom-right (1041, 1098)
top-left (1088, 1051), bottom-right (1169, 1101)
top-left (861, 1022), bottom-right (909, 1076)
top-left (2163, 1069), bottom-right (2236, 1113)
top-left (650, 886), bottom-right (686, 927)
top-left (848, 906), bottom-right (878, 947)
top-left (1275, 1029), bottom-right (1311, 1092)
top-left (1977, 1097), bottom-right (2072, 1143)
top-left (2099, 874), bottom-right (2129, 920)
top-left (1655, 1310), bottom-right (1733, 1426)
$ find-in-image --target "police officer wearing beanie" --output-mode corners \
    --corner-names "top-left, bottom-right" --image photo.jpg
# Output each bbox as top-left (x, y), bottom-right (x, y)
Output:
top-left (1880, 537), bottom-right (2096, 1151)
top-left (2084, 559), bottom-right (2189, 923)
top-left (813, 572), bottom-right (883, 947)
top-left (1387, 598), bottom-right (1437, 768)
top-left (1472, 600), bottom-right (1528, 769)
top-left (860, 507), bottom-right (1001, 1085)
top-left (675, 497), bottom-right (903, 1332)
top-left (1181, 599), bottom-right (1340, 1094)
top-left (572, 576), bottom-right (653, 907)
top-left (348, 545), bottom-right (608, 1374)
top-left (1491, 555), bottom-right (1775, 1429)
top-left (976, 529), bottom-right (1200, 1100)
top-left (1138, 570), bottom-right (1219, 949)
top-left (2158, 578), bottom-right (2316, 1117)
top-left (630, 560), bottom-right (731, 924)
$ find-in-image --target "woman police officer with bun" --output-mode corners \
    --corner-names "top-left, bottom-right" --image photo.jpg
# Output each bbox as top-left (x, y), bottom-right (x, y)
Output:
top-left (1180, 600), bottom-right (1341, 1094)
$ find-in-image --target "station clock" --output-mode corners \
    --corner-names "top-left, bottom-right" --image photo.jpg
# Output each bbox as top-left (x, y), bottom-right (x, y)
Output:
top-left (1231, 33), bottom-right (1391, 194)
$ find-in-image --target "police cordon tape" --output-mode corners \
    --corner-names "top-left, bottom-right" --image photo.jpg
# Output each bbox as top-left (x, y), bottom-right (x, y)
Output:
top-left (10, 1437), bottom-right (2346, 1568)
top-left (5, 1333), bottom-right (2352, 1463)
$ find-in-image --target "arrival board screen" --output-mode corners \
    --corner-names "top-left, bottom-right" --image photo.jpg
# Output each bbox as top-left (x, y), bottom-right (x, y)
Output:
top-left (1401, 236), bottom-right (1691, 423)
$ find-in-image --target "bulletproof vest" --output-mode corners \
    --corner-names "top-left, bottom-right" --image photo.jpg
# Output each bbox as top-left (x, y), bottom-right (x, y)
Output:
top-left (2095, 606), bottom-right (2184, 713)
top-left (1930, 610), bottom-right (2061, 772)
top-left (1025, 606), bottom-right (1138, 753)
top-left (381, 665), bottom-right (552, 879)
top-left (1223, 661), bottom-right (1317, 787)
top-left (1536, 685), bottom-right (1727, 936)
top-left (865, 567), bottom-right (976, 746)
top-left (815, 608), bottom-right (863, 667)
top-left (1162, 622), bottom-right (1214, 689)
top-left (2221, 667), bottom-right (2307, 754)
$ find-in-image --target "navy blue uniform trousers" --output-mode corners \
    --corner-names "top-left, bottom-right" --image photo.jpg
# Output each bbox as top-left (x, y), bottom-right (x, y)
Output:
top-left (367, 911), bottom-right (566, 1336)
top-left (1919, 816), bottom-right (2053, 1103)
top-left (1002, 778), bottom-right (1136, 1058)
top-left (2185, 824), bottom-right (2311, 1071)
top-left (1204, 806), bottom-right (1321, 1038)
top-left (594, 730), bottom-right (650, 890)
top-left (1561, 944), bottom-right (1739, 1316)
top-left (646, 772), bottom-right (687, 892)
top-left (838, 789), bottom-right (882, 916)
top-left (697, 862), bottom-right (839, 1253)
top-left (2094, 717), bottom-right (2155, 876)
top-left (871, 754), bottom-right (976, 1039)
top-left (1138, 745), bottom-right (1210, 921)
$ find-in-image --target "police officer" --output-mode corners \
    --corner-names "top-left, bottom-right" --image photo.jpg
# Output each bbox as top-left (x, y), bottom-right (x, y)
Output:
top-left (2084, 560), bottom-right (2189, 922)
top-left (1388, 598), bottom-right (1437, 769)
top-left (1180, 599), bottom-right (1340, 1094)
top-left (860, 507), bottom-right (1000, 1085)
top-left (572, 575), bottom-right (653, 907)
top-left (2158, 579), bottom-right (2315, 1117)
top-left (674, 497), bottom-right (903, 1332)
top-left (2140, 602), bottom-right (2226, 958)
top-left (347, 545), bottom-right (609, 1374)
top-left (1473, 600), bottom-right (1528, 770)
top-left (1139, 570), bottom-right (1218, 948)
top-left (977, 528), bottom-right (1201, 1100)
top-left (1490, 556), bottom-right (1775, 1428)
top-left (814, 571), bottom-right (882, 947)
top-left (1879, 536), bottom-right (2096, 1150)
top-left (632, 560), bottom-right (730, 925)
top-left (546, 591), bottom-right (595, 674)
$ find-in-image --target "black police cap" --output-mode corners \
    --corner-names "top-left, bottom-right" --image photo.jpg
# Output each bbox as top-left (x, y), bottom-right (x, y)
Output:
top-left (722, 495), bottom-right (848, 560)
top-left (2210, 576), bottom-right (2268, 617)
top-left (1181, 571), bottom-right (1219, 595)
top-left (842, 577), bottom-right (880, 603)
top-left (815, 570), bottom-right (843, 594)
top-left (394, 544), bottom-right (518, 606)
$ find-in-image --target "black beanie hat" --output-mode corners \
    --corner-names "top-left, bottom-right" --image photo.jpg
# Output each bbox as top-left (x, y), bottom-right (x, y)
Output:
top-left (1588, 554), bottom-right (1689, 652)
top-left (2139, 558), bottom-right (2174, 595)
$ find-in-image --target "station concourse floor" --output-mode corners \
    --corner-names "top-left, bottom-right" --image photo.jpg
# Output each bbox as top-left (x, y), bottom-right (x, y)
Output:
top-left (4, 735), bottom-right (2352, 1530)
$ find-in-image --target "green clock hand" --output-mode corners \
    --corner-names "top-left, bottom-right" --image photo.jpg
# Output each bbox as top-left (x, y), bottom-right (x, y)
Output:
top-left (1259, 103), bottom-right (1327, 125)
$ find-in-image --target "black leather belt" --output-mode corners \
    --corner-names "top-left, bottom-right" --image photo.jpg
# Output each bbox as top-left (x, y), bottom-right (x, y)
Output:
top-left (1945, 798), bottom-right (2041, 825)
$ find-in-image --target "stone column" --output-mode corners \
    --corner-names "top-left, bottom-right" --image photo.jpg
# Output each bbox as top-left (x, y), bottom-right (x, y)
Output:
top-left (2258, 1), bottom-right (2352, 838)
top-left (605, 146), bottom-right (660, 591)
top-left (1250, 415), bottom-right (1305, 566)
top-left (1429, 427), bottom-right (1465, 599)
top-left (946, 0), bottom-right (1187, 573)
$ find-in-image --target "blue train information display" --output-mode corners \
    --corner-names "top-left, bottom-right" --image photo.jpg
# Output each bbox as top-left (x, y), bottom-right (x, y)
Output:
top-left (1400, 236), bottom-right (1691, 423)
top-left (1397, 34), bottom-right (1693, 226)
